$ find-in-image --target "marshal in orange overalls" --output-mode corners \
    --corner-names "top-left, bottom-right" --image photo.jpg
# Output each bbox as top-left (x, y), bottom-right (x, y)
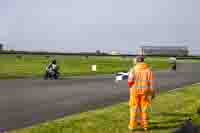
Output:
top-left (128, 62), bottom-right (155, 130)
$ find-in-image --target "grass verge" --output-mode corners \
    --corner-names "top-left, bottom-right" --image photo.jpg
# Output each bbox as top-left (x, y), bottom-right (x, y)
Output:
top-left (10, 84), bottom-right (200, 133)
top-left (0, 55), bottom-right (170, 79)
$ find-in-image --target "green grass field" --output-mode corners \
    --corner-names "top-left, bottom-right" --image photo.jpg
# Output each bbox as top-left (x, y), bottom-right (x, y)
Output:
top-left (0, 55), bottom-right (170, 79)
top-left (10, 84), bottom-right (200, 133)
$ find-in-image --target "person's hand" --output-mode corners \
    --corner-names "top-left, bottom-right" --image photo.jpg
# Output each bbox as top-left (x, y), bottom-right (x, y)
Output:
top-left (151, 93), bottom-right (156, 100)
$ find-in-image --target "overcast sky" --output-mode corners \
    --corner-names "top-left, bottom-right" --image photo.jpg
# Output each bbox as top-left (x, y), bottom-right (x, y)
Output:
top-left (1, 0), bottom-right (200, 54)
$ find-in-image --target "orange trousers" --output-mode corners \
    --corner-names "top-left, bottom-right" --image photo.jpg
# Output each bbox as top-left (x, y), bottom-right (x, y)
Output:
top-left (129, 94), bottom-right (150, 129)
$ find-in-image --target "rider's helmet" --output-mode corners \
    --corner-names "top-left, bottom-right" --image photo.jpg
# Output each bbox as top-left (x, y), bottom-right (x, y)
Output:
top-left (52, 59), bottom-right (57, 65)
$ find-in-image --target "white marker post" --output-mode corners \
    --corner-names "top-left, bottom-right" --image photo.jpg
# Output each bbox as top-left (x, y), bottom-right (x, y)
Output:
top-left (91, 65), bottom-right (97, 72)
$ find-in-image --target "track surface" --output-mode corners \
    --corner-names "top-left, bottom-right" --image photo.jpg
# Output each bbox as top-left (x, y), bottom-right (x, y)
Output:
top-left (1, 63), bottom-right (200, 131)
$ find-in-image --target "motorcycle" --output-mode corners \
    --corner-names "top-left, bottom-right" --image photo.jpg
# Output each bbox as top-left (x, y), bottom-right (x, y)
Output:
top-left (44, 66), bottom-right (60, 80)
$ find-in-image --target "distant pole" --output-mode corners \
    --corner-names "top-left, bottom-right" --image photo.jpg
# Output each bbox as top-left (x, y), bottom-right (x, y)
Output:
top-left (0, 44), bottom-right (3, 51)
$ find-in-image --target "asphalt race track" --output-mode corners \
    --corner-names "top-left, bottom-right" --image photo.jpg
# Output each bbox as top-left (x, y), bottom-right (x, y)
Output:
top-left (1, 63), bottom-right (200, 131)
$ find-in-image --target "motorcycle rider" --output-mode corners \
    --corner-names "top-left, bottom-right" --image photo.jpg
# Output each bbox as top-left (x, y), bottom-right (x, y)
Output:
top-left (44, 59), bottom-right (59, 79)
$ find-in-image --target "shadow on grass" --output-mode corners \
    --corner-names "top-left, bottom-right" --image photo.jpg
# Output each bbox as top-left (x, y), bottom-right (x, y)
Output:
top-left (129, 119), bottom-right (184, 132)
top-left (150, 124), bottom-right (180, 130)
top-left (146, 112), bottom-right (200, 132)
top-left (143, 112), bottom-right (196, 132)
top-left (150, 119), bottom-right (185, 125)
top-left (149, 112), bottom-right (194, 126)
top-left (131, 124), bottom-right (180, 132)
top-left (155, 112), bottom-right (194, 117)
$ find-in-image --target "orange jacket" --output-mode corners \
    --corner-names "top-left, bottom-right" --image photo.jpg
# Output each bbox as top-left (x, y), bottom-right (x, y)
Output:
top-left (128, 63), bottom-right (155, 95)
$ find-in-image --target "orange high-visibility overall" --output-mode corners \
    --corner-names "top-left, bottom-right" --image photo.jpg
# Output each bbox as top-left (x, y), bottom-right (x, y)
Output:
top-left (128, 63), bottom-right (155, 129)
